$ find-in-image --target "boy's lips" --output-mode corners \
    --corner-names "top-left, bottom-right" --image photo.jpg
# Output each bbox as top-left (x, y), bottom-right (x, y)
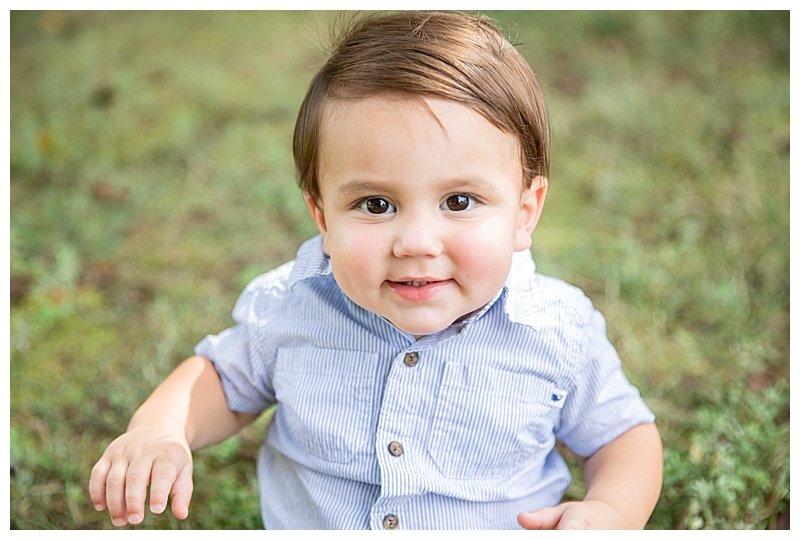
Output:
top-left (386, 278), bottom-right (452, 301)
top-left (399, 280), bottom-right (435, 287)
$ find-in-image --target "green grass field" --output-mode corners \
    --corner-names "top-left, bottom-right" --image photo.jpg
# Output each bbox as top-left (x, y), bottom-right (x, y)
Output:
top-left (10, 11), bottom-right (789, 529)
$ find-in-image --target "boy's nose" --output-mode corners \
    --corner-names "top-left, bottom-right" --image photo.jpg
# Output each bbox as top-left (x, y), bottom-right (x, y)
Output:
top-left (391, 215), bottom-right (444, 258)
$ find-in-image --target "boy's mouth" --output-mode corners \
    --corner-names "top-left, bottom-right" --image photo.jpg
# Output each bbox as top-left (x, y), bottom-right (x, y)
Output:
top-left (386, 278), bottom-right (452, 301)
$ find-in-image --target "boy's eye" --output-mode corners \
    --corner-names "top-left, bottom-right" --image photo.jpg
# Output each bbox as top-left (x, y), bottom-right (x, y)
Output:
top-left (442, 194), bottom-right (476, 212)
top-left (359, 197), bottom-right (396, 214)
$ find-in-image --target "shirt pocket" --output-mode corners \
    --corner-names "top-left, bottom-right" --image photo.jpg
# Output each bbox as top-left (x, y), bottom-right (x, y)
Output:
top-left (274, 347), bottom-right (376, 464)
top-left (428, 362), bottom-right (563, 479)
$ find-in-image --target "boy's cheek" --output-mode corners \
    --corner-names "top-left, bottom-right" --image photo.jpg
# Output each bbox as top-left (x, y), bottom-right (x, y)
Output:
top-left (327, 231), bottom-right (380, 274)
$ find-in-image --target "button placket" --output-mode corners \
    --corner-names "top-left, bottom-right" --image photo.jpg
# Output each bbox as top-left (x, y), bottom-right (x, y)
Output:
top-left (370, 349), bottom-right (428, 528)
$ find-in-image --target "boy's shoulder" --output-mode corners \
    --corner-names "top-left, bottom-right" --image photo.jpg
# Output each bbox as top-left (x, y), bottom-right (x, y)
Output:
top-left (230, 259), bottom-right (295, 322)
top-left (504, 251), bottom-right (597, 333)
top-left (232, 236), bottom-right (330, 322)
top-left (533, 272), bottom-right (593, 306)
top-left (240, 237), bottom-right (329, 294)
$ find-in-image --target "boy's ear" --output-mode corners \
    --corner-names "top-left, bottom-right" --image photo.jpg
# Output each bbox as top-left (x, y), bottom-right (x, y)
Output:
top-left (304, 193), bottom-right (329, 249)
top-left (514, 176), bottom-right (548, 252)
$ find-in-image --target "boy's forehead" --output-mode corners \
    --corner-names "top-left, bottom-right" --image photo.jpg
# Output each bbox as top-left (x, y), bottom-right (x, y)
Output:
top-left (320, 94), bottom-right (520, 151)
top-left (318, 95), bottom-right (438, 160)
top-left (316, 94), bottom-right (526, 191)
top-left (322, 93), bottom-right (436, 125)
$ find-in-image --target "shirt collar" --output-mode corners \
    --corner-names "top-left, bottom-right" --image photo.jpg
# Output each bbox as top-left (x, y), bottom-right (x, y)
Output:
top-left (287, 235), bottom-right (332, 286)
top-left (501, 248), bottom-right (542, 331)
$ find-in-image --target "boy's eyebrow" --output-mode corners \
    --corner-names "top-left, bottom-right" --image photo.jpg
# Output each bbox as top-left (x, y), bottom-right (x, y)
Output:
top-left (336, 179), bottom-right (392, 198)
top-left (336, 175), bottom-right (500, 198)
top-left (438, 175), bottom-right (500, 193)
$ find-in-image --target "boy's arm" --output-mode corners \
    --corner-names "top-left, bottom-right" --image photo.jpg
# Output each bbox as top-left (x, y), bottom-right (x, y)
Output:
top-left (88, 355), bottom-right (257, 527)
top-left (518, 422), bottom-right (663, 529)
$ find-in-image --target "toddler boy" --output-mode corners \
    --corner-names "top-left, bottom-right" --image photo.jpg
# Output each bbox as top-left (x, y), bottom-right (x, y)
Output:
top-left (89, 11), bottom-right (662, 529)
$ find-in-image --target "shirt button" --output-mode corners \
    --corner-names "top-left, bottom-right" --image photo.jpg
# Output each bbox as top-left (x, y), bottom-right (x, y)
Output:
top-left (383, 514), bottom-right (399, 529)
top-left (387, 441), bottom-right (404, 457)
top-left (403, 351), bottom-right (419, 367)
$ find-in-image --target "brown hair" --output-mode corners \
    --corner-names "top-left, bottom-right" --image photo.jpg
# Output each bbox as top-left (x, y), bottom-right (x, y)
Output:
top-left (293, 11), bottom-right (550, 203)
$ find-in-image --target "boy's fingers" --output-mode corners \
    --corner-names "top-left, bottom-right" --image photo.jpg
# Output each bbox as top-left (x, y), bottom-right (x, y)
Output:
top-left (88, 458), bottom-right (110, 511)
top-left (123, 461), bottom-right (153, 525)
top-left (169, 464), bottom-right (194, 520)
top-left (517, 506), bottom-right (566, 530)
top-left (104, 462), bottom-right (130, 526)
top-left (148, 458), bottom-right (181, 515)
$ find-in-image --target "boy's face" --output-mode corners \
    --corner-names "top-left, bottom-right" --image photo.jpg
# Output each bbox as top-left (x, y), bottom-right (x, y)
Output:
top-left (306, 95), bottom-right (547, 337)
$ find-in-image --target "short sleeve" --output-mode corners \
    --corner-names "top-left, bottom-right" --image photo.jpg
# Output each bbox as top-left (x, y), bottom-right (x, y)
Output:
top-left (194, 261), bottom-right (294, 415)
top-left (555, 306), bottom-right (655, 457)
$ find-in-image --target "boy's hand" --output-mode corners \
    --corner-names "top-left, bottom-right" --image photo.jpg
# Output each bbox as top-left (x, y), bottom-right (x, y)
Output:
top-left (517, 500), bottom-right (625, 530)
top-left (521, 423), bottom-right (663, 530)
top-left (88, 426), bottom-right (193, 527)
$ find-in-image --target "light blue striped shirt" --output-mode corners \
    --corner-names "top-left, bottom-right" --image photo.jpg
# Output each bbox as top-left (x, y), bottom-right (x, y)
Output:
top-left (195, 235), bottom-right (655, 530)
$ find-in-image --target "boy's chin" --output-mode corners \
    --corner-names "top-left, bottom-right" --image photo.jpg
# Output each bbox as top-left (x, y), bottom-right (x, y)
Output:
top-left (387, 318), bottom-right (458, 339)
top-left (385, 307), bottom-right (486, 338)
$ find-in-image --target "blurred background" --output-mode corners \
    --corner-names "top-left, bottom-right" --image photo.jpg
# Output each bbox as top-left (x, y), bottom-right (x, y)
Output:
top-left (9, 11), bottom-right (789, 529)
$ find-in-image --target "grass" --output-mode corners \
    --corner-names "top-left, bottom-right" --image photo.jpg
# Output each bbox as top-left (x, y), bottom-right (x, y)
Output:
top-left (9, 10), bottom-right (789, 529)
